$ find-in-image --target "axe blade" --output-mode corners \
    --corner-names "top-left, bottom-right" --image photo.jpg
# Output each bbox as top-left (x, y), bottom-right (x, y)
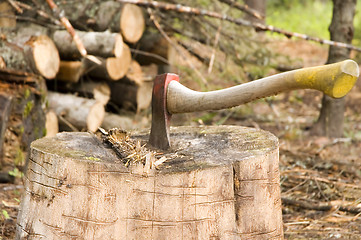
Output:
top-left (149, 73), bottom-right (179, 150)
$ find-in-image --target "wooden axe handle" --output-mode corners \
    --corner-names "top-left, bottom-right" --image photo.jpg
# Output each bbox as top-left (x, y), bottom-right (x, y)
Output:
top-left (167, 60), bottom-right (359, 114)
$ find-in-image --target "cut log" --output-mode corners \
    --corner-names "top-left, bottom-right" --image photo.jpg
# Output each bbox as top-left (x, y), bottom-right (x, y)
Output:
top-left (0, 40), bottom-right (33, 73)
top-left (108, 79), bottom-right (153, 112)
top-left (93, 83), bottom-right (111, 106)
top-left (53, 30), bottom-right (124, 59)
top-left (54, 1), bottom-right (145, 43)
top-left (47, 92), bottom-right (105, 132)
top-left (0, 1), bottom-right (16, 28)
top-left (56, 60), bottom-right (85, 83)
top-left (126, 60), bottom-right (144, 85)
top-left (119, 3), bottom-right (145, 43)
top-left (86, 44), bottom-right (131, 81)
top-left (24, 35), bottom-right (60, 79)
top-left (16, 126), bottom-right (284, 239)
top-left (1, 34), bottom-right (60, 79)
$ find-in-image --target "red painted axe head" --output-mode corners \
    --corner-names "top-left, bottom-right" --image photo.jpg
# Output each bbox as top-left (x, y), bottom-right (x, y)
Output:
top-left (149, 73), bottom-right (179, 150)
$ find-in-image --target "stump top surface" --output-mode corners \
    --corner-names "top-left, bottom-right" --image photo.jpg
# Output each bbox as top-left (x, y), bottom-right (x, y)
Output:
top-left (32, 125), bottom-right (278, 173)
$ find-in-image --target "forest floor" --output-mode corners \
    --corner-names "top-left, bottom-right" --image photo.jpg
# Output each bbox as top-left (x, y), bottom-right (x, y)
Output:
top-left (1, 39), bottom-right (361, 239)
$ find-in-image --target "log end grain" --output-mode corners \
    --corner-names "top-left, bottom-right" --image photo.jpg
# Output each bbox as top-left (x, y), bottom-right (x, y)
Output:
top-left (17, 126), bottom-right (283, 239)
top-left (86, 101), bottom-right (105, 132)
top-left (120, 4), bottom-right (145, 43)
top-left (126, 60), bottom-right (143, 85)
top-left (45, 110), bottom-right (59, 138)
top-left (114, 33), bottom-right (124, 58)
top-left (25, 35), bottom-right (60, 79)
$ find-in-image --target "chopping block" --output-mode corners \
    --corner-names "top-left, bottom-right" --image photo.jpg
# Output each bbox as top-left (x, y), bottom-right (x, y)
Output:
top-left (16, 125), bottom-right (283, 239)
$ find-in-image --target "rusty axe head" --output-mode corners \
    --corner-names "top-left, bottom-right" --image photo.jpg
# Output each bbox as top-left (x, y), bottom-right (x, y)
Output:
top-left (149, 73), bottom-right (179, 150)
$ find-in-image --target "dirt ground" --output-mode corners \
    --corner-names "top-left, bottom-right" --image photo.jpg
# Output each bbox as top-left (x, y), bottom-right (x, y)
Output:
top-left (1, 39), bottom-right (361, 239)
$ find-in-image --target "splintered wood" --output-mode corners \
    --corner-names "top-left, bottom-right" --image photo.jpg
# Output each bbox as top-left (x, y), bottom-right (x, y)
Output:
top-left (17, 126), bottom-right (284, 239)
top-left (99, 128), bottom-right (152, 166)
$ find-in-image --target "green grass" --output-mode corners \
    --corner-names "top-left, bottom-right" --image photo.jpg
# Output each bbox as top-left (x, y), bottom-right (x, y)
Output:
top-left (266, 0), bottom-right (361, 45)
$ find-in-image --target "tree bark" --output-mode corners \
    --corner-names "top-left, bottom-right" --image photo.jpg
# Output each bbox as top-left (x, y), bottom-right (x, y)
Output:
top-left (311, 0), bottom-right (356, 137)
top-left (0, 68), bottom-right (46, 173)
top-left (16, 126), bottom-right (283, 239)
top-left (0, 93), bottom-right (13, 165)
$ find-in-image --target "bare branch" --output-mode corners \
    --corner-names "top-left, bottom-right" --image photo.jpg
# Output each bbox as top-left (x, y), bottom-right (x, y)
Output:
top-left (147, 8), bottom-right (208, 85)
top-left (117, 0), bottom-right (361, 52)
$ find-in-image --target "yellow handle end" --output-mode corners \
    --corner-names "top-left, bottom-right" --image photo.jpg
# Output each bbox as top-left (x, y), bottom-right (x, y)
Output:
top-left (295, 60), bottom-right (359, 98)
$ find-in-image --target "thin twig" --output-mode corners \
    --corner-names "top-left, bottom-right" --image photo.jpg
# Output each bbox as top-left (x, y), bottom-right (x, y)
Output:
top-left (287, 174), bottom-right (361, 190)
top-left (15, 1), bottom-right (61, 25)
top-left (45, 0), bottom-right (87, 57)
top-left (130, 48), bottom-right (170, 65)
top-left (218, 0), bottom-right (264, 20)
top-left (208, 25), bottom-right (221, 74)
top-left (118, 0), bottom-right (361, 52)
top-left (282, 197), bottom-right (361, 214)
top-left (6, 0), bottom-right (22, 13)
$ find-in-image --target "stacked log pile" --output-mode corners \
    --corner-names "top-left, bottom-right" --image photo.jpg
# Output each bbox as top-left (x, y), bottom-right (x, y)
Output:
top-left (0, 1), bottom-right (174, 181)
top-left (0, 1), bottom-right (171, 136)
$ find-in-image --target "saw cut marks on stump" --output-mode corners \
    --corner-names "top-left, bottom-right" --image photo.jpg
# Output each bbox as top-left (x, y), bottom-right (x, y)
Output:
top-left (16, 126), bottom-right (283, 239)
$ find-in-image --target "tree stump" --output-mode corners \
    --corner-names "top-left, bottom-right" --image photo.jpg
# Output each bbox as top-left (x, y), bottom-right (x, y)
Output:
top-left (16, 126), bottom-right (283, 239)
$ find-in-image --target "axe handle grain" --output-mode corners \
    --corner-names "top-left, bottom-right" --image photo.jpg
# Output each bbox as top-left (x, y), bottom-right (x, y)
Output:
top-left (167, 60), bottom-right (359, 114)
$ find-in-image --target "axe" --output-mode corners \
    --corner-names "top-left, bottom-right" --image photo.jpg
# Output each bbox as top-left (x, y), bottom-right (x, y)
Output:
top-left (149, 60), bottom-right (359, 150)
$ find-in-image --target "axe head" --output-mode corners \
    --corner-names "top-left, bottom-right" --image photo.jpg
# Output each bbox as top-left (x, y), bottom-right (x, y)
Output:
top-left (149, 73), bottom-right (179, 150)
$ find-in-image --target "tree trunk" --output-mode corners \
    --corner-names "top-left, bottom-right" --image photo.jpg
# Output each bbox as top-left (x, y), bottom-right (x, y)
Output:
top-left (0, 93), bottom-right (13, 165)
top-left (16, 126), bottom-right (283, 239)
top-left (311, 0), bottom-right (356, 137)
top-left (0, 69), bottom-right (46, 178)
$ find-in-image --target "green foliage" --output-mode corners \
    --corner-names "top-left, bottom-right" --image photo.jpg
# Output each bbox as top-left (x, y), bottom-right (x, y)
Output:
top-left (8, 167), bottom-right (24, 179)
top-left (23, 100), bottom-right (34, 118)
top-left (1, 210), bottom-right (10, 220)
top-left (267, 0), bottom-right (361, 44)
top-left (354, 1), bottom-right (361, 45)
top-left (14, 149), bottom-right (25, 166)
top-left (267, 0), bottom-right (332, 39)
